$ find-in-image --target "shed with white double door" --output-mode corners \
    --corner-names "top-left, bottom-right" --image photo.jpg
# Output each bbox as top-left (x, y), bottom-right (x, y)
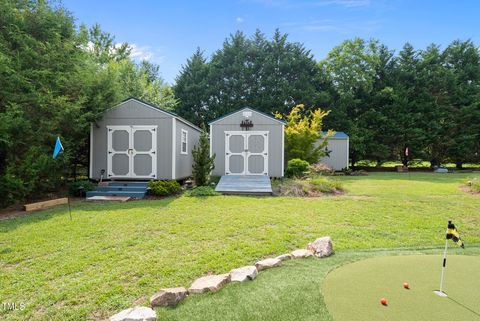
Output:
top-left (209, 107), bottom-right (285, 178)
top-left (89, 97), bottom-right (201, 181)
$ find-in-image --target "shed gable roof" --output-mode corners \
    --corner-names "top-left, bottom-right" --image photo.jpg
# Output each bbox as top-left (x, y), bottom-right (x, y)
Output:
top-left (208, 107), bottom-right (286, 125)
top-left (322, 131), bottom-right (349, 139)
top-left (108, 97), bottom-right (201, 131)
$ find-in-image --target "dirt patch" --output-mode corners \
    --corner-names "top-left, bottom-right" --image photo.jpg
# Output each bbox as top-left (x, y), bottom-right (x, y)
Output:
top-left (0, 197), bottom-right (83, 220)
top-left (0, 204), bottom-right (29, 220)
top-left (459, 185), bottom-right (480, 196)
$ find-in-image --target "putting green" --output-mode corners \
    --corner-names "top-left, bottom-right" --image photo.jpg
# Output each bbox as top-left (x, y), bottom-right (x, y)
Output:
top-left (323, 255), bottom-right (480, 321)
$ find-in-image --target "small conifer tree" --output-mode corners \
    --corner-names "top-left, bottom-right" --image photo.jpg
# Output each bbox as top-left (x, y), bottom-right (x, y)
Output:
top-left (192, 124), bottom-right (215, 186)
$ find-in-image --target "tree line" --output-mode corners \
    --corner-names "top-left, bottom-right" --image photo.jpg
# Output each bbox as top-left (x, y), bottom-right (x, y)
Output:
top-left (174, 32), bottom-right (480, 168)
top-left (0, 0), bottom-right (174, 206)
top-left (1, 0), bottom-right (479, 206)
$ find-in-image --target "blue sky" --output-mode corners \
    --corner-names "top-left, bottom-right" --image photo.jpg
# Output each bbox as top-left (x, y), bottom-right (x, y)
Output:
top-left (62, 0), bottom-right (480, 84)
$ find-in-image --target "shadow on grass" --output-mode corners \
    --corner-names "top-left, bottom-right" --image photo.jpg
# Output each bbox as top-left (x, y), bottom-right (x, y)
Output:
top-left (337, 172), bottom-right (476, 184)
top-left (448, 296), bottom-right (480, 318)
top-left (0, 197), bottom-right (177, 232)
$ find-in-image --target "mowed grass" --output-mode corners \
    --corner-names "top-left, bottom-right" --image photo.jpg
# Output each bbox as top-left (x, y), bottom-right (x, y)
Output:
top-left (0, 173), bottom-right (479, 320)
top-left (157, 246), bottom-right (480, 321)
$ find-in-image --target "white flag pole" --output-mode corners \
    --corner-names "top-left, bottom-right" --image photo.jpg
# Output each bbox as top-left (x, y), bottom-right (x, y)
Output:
top-left (435, 223), bottom-right (449, 297)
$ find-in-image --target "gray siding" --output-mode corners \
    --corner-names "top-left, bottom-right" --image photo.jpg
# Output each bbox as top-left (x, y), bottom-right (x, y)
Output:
top-left (174, 119), bottom-right (201, 179)
top-left (91, 99), bottom-right (174, 180)
top-left (319, 138), bottom-right (349, 170)
top-left (210, 108), bottom-right (284, 177)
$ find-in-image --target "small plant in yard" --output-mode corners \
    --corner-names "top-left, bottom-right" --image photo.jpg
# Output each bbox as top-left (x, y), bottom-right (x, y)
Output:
top-left (309, 163), bottom-right (335, 176)
top-left (285, 159), bottom-right (310, 178)
top-left (192, 124), bottom-right (215, 186)
top-left (466, 178), bottom-right (480, 193)
top-left (148, 180), bottom-right (182, 196)
top-left (310, 177), bottom-right (344, 193)
top-left (275, 176), bottom-right (343, 196)
top-left (68, 180), bottom-right (95, 196)
top-left (186, 186), bottom-right (220, 197)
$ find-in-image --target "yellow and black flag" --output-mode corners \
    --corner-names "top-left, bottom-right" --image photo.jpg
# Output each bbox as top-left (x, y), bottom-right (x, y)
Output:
top-left (446, 221), bottom-right (464, 248)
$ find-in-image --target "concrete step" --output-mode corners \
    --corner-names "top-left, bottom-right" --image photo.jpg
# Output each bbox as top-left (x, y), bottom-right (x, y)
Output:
top-left (86, 190), bottom-right (146, 198)
top-left (96, 186), bottom-right (147, 192)
top-left (109, 181), bottom-right (149, 187)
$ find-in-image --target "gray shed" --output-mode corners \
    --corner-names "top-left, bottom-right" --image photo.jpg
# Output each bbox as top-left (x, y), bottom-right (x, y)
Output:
top-left (318, 131), bottom-right (349, 170)
top-left (209, 107), bottom-right (285, 178)
top-left (89, 97), bottom-right (201, 180)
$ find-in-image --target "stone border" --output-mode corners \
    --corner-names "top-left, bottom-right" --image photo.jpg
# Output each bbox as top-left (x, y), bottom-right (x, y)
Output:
top-left (109, 236), bottom-right (333, 321)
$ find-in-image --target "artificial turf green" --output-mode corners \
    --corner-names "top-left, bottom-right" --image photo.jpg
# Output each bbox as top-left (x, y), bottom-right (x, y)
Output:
top-left (323, 255), bottom-right (480, 321)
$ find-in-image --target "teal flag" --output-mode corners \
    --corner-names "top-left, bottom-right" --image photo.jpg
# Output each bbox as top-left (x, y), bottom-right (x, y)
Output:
top-left (53, 137), bottom-right (64, 159)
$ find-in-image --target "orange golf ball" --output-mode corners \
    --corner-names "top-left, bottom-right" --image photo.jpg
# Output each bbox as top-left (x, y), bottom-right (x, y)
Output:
top-left (380, 298), bottom-right (387, 305)
top-left (403, 282), bottom-right (409, 289)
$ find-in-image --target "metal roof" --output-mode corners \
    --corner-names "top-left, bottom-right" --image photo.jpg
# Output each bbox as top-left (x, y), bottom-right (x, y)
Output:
top-left (322, 131), bottom-right (349, 139)
top-left (208, 107), bottom-right (286, 125)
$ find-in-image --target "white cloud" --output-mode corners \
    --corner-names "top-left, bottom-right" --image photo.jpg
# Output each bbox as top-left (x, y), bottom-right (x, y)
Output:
top-left (80, 41), bottom-right (165, 64)
top-left (128, 44), bottom-right (154, 61)
top-left (236, 17), bottom-right (245, 23)
top-left (123, 43), bottom-right (166, 64)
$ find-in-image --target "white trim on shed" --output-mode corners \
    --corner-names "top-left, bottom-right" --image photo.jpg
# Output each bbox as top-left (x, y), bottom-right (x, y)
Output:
top-left (181, 129), bottom-right (188, 155)
top-left (209, 107), bottom-right (284, 177)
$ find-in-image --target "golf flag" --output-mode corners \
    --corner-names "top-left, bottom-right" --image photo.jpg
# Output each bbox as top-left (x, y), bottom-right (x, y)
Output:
top-left (52, 137), bottom-right (64, 159)
top-left (446, 221), bottom-right (464, 248)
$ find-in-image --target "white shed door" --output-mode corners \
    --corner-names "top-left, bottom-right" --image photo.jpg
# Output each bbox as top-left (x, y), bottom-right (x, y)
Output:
top-left (107, 125), bottom-right (157, 179)
top-left (225, 131), bottom-right (268, 176)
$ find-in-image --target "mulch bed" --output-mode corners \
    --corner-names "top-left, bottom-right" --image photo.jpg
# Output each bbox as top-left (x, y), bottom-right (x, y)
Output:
top-left (459, 185), bottom-right (480, 196)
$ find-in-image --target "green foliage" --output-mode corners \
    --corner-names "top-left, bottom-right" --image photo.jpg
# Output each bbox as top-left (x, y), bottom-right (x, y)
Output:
top-left (277, 104), bottom-right (332, 163)
top-left (0, 0), bottom-right (176, 207)
top-left (466, 178), bottom-right (480, 193)
top-left (192, 124), bottom-right (215, 186)
top-left (173, 48), bottom-right (210, 125)
top-left (68, 180), bottom-right (95, 197)
top-left (285, 159), bottom-right (310, 178)
top-left (0, 174), bottom-right (27, 208)
top-left (309, 177), bottom-right (344, 193)
top-left (186, 186), bottom-right (220, 197)
top-left (321, 38), bottom-right (480, 168)
top-left (147, 180), bottom-right (182, 196)
top-left (174, 30), bottom-right (319, 123)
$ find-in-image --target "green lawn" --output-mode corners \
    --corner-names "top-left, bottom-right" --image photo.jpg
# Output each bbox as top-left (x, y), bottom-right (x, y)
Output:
top-left (0, 173), bottom-right (479, 320)
top-left (157, 247), bottom-right (480, 321)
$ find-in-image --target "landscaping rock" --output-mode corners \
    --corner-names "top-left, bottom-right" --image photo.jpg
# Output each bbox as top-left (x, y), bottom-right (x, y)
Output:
top-left (276, 253), bottom-right (293, 261)
top-left (109, 306), bottom-right (156, 321)
top-left (291, 249), bottom-right (314, 258)
top-left (230, 266), bottom-right (258, 282)
top-left (255, 258), bottom-right (281, 271)
top-left (188, 274), bottom-right (231, 294)
top-left (150, 287), bottom-right (188, 307)
top-left (307, 236), bottom-right (333, 258)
